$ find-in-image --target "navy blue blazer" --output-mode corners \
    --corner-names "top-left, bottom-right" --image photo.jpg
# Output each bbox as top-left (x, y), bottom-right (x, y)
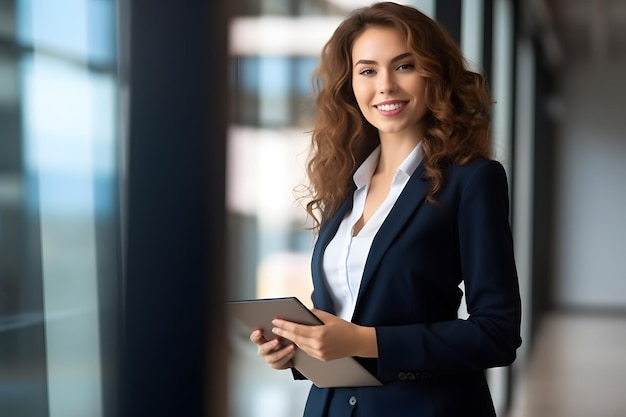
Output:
top-left (299, 158), bottom-right (522, 417)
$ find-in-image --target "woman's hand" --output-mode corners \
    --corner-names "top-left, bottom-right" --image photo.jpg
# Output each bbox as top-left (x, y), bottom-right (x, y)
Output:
top-left (249, 329), bottom-right (296, 370)
top-left (271, 309), bottom-right (378, 362)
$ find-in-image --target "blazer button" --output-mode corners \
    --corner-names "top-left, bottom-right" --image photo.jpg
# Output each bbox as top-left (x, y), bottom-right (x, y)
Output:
top-left (398, 372), bottom-right (407, 380)
top-left (348, 396), bottom-right (357, 406)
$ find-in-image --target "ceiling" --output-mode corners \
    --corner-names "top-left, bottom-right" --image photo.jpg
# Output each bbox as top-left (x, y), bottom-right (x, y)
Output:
top-left (543, 0), bottom-right (626, 64)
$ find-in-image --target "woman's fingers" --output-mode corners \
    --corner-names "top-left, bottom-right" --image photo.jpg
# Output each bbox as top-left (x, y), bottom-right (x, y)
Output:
top-left (250, 329), bottom-right (296, 369)
top-left (271, 313), bottom-right (368, 361)
top-left (257, 337), bottom-right (281, 355)
top-left (266, 343), bottom-right (296, 369)
top-left (249, 329), bottom-right (267, 345)
top-left (259, 340), bottom-right (296, 369)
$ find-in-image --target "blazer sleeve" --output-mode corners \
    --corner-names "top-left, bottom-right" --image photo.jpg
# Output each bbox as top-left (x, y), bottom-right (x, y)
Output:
top-left (375, 160), bottom-right (522, 380)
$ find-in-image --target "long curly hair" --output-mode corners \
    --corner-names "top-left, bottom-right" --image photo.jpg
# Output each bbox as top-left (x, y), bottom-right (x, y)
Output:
top-left (303, 2), bottom-right (492, 230)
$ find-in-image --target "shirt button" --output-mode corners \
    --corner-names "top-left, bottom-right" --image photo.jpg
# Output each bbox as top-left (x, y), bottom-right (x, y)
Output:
top-left (348, 396), bottom-right (357, 406)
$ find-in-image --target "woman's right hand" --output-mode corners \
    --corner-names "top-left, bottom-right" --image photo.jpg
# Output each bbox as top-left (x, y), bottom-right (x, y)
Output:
top-left (249, 329), bottom-right (296, 370)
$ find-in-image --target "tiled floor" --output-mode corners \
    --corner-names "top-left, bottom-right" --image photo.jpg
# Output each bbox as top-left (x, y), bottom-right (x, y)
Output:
top-left (507, 312), bottom-right (626, 417)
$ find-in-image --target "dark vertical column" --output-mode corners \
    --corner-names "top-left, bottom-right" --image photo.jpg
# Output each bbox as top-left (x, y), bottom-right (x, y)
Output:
top-left (436, 0), bottom-right (463, 45)
top-left (482, 0), bottom-right (494, 84)
top-left (508, 0), bottom-right (520, 218)
top-left (122, 1), bottom-right (230, 417)
top-left (503, 2), bottom-right (521, 413)
top-left (531, 39), bottom-right (556, 344)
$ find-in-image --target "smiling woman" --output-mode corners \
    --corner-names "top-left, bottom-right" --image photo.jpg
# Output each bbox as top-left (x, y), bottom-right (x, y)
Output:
top-left (248, 3), bottom-right (521, 417)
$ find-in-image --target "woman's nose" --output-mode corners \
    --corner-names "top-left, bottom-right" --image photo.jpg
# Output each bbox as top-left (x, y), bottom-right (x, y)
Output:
top-left (378, 71), bottom-right (396, 94)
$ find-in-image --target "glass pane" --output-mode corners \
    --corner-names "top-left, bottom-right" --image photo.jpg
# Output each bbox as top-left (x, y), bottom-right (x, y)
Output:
top-left (0, 1), bottom-right (120, 416)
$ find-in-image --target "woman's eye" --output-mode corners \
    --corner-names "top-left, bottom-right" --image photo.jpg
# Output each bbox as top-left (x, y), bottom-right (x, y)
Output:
top-left (397, 63), bottom-right (414, 71)
top-left (359, 69), bottom-right (375, 76)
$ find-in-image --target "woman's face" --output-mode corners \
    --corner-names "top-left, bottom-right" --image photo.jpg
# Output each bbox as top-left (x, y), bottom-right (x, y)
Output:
top-left (351, 26), bottom-right (428, 142)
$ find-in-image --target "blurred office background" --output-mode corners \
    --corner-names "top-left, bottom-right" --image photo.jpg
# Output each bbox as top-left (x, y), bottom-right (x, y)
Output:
top-left (0, 1), bottom-right (624, 417)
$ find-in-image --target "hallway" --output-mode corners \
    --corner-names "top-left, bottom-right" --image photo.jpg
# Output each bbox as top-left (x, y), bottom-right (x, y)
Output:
top-left (507, 312), bottom-right (626, 417)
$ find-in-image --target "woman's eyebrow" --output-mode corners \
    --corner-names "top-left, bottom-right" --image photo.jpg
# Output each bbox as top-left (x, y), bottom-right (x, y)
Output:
top-left (353, 52), bottom-right (413, 67)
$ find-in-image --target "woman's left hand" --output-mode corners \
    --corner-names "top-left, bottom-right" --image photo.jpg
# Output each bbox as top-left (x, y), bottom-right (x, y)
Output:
top-left (271, 309), bottom-right (377, 362)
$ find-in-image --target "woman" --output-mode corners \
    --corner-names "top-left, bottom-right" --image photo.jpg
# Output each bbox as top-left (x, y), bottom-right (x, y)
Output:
top-left (250, 2), bottom-right (522, 416)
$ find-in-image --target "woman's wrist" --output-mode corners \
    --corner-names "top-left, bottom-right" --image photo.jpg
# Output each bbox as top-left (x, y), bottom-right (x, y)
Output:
top-left (353, 325), bottom-right (378, 358)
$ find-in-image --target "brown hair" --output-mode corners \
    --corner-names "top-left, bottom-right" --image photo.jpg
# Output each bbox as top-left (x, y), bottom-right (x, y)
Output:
top-left (303, 1), bottom-right (492, 230)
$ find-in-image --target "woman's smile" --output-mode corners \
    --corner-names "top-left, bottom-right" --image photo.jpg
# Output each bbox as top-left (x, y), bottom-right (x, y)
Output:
top-left (374, 100), bottom-right (409, 115)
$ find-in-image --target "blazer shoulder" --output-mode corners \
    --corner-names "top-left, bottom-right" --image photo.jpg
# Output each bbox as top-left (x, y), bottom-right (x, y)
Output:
top-left (452, 157), bottom-right (504, 173)
top-left (440, 158), bottom-right (510, 203)
top-left (448, 158), bottom-right (508, 184)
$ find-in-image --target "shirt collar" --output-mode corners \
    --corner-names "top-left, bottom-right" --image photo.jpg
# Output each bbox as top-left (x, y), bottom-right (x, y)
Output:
top-left (397, 141), bottom-right (424, 180)
top-left (353, 146), bottom-right (381, 189)
top-left (353, 142), bottom-right (424, 189)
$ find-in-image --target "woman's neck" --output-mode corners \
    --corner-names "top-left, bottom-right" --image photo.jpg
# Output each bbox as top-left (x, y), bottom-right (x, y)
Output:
top-left (376, 135), bottom-right (422, 176)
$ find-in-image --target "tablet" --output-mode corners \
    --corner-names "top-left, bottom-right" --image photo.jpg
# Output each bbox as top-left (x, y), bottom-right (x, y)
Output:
top-left (227, 296), bottom-right (382, 388)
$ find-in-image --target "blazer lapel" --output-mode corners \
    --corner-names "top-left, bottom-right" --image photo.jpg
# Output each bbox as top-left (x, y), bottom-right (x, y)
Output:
top-left (310, 194), bottom-right (354, 312)
top-left (352, 164), bottom-right (430, 319)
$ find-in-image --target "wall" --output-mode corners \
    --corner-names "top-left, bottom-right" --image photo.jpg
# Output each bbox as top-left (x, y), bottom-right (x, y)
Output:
top-left (553, 59), bottom-right (626, 309)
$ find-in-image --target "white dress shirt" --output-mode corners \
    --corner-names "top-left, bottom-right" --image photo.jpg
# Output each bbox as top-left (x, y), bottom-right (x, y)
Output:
top-left (323, 142), bottom-right (424, 321)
